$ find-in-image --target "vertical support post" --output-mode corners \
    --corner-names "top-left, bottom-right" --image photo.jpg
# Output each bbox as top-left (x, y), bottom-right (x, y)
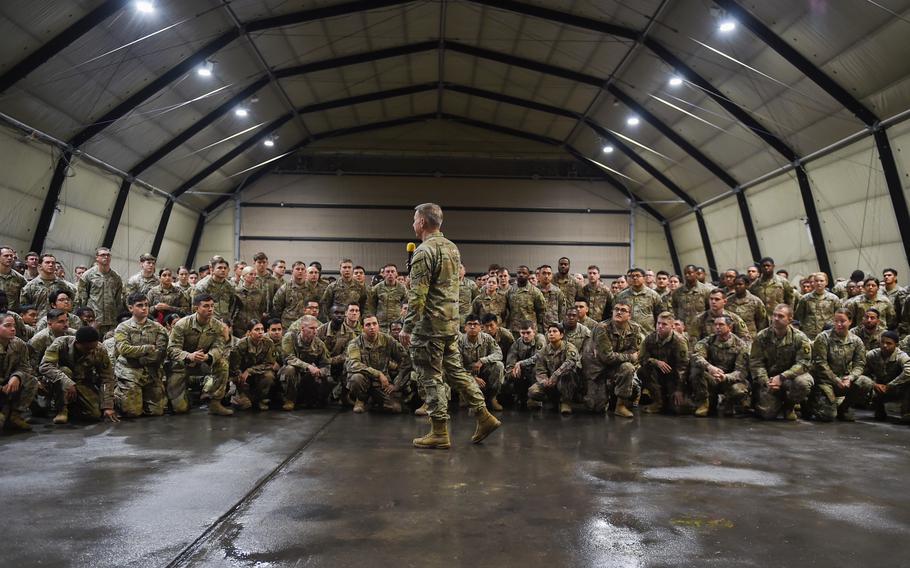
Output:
top-left (664, 222), bottom-right (682, 276)
top-left (794, 166), bottom-right (831, 279)
top-left (873, 128), bottom-right (910, 264)
top-left (234, 194), bottom-right (242, 262)
top-left (628, 202), bottom-right (636, 268)
top-left (151, 200), bottom-right (174, 257)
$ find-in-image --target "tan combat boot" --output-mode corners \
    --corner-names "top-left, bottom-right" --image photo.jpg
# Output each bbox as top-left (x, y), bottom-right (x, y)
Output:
top-left (414, 403), bottom-right (428, 416)
top-left (490, 397), bottom-right (503, 411)
top-left (559, 402), bottom-right (573, 415)
top-left (641, 402), bottom-right (662, 414)
top-left (613, 399), bottom-right (634, 418)
top-left (53, 406), bottom-right (69, 425)
top-left (282, 400), bottom-right (295, 411)
top-left (6, 412), bottom-right (32, 431)
top-left (208, 400), bottom-right (234, 416)
top-left (258, 400), bottom-right (270, 411)
top-left (353, 399), bottom-right (366, 414)
top-left (471, 407), bottom-right (501, 443)
top-left (413, 418), bottom-right (450, 449)
top-left (694, 401), bottom-right (710, 418)
top-left (782, 402), bottom-right (797, 421)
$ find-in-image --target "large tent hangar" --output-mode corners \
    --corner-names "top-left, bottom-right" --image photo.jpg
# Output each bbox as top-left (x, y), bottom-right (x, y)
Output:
top-left (2, 1), bottom-right (910, 566)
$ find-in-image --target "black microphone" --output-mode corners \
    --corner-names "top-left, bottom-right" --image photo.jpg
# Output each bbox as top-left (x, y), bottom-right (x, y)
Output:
top-left (406, 242), bottom-right (416, 274)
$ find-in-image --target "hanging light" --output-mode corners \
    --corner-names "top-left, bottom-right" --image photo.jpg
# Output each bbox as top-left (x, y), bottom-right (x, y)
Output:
top-left (669, 76), bottom-right (683, 87)
top-left (626, 116), bottom-right (640, 126)
top-left (197, 60), bottom-right (214, 77)
top-left (719, 19), bottom-right (736, 33)
top-left (234, 107), bottom-right (249, 117)
top-left (135, 0), bottom-right (155, 13)
top-left (263, 137), bottom-right (275, 147)
top-left (603, 145), bottom-right (614, 154)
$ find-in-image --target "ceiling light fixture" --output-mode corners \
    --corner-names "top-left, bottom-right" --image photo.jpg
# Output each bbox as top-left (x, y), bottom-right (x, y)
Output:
top-left (235, 107), bottom-right (248, 117)
top-left (669, 76), bottom-right (683, 87)
top-left (626, 116), bottom-right (640, 126)
top-left (603, 145), bottom-right (614, 154)
top-left (135, 0), bottom-right (154, 13)
top-left (719, 19), bottom-right (736, 33)
top-left (197, 60), bottom-right (214, 77)
top-left (263, 137), bottom-right (275, 147)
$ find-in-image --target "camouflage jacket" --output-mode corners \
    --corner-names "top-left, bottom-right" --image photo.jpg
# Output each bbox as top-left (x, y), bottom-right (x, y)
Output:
top-left (749, 325), bottom-right (811, 383)
top-left (845, 295), bottom-right (895, 330)
top-left (124, 272), bottom-right (160, 301)
top-left (193, 275), bottom-right (238, 323)
top-left (538, 284), bottom-right (568, 327)
top-left (554, 273), bottom-right (581, 304)
top-left (865, 347), bottom-right (910, 388)
top-left (690, 309), bottom-right (751, 342)
top-left (639, 330), bottom-right (690, 385)
top-left (457, 331), bottom-right (503, 368)
top-left (563, 323), bottom-right (591, 355)
top-left (229, 336), bottom-right (276, 379)
top-left (114, 317), bottom-right (168, 369)
top-left (403, 231), bottom-right (462, 338)
top-left (317, 321), bottom-right (360, 366)
top-left (692, 333), bottom-right (749, 380)
top-left (590, 320), bottom-right (644, 367)
top-left (458, 277), bottom-right (480, 321)
top-left (505, 283), bottom-right (546, 332)
top-left (581, 281), bottom-right (613, 321)
top-left (0, 269), bottom-right (27, 311)
top-left (78, 267), bottom-right (125, 326)
top-left (344, 332), bottom-right (411, 380)
top-left (535, 340), bottom-right (579, 382)
top-left (725, 291), bottom-right (767, 335)
top-left (147, 284), bottom-right (190, 317)
top-left (39, 336), bottom-right (114, 409)
top-left (850, 324), bottom-right (884, 351)
top-left (811, 329), bottom-right (866, 386)
top-left (671, 282), bottom-right (711, 332)
top-left (0, 336), bottom-right (33, 385)
top-left (281, 333), bottom-right (331, 374)
top-left (367, 281), bottom-right (407, 328)
top-left (28, 327), bottom-right (75, 367)
top-left (21, 275), bottom-right (76, 317)
top-left (273, 279), bottom-right (321, 329)
top-left (255, 272), bottom-right (282, 313)
top-left (321, 278), bottom-right (367, 317)
top-left (750, 274), bottom-right (795, 316)
top-left (794, 290), bottom-right (841, 339)
top-left (167, 314), bottom-right (227, 366)
top-left (234, 283), bottom-right (268, 332)
top-left (506, 333), bottom-right (546, 368)
top-left (471, 291), bottom-right (508, 324)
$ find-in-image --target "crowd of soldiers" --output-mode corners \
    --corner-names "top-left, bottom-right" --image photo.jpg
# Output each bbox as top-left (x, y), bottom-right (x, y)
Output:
top-left (1, 243), bottom-right (909, 434)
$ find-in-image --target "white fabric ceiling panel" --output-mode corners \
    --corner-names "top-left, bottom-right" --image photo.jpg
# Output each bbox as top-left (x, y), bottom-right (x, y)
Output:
top-left (0, 1), bottom-right (95, 73)
top-left (195, 205), bottom-right (234, 266)
top-left (157, 204), bottom-right (197, 271)
top-left (0, 129), bottom-right (54, 251)
top-left (633, 210), bottom-right (671, 272)
top-left (700, 200), bottom-right (756, 270)
top-left (669, 215), bottom-right (706, 269)
top-left (44, 168), bottom-right (119, 267)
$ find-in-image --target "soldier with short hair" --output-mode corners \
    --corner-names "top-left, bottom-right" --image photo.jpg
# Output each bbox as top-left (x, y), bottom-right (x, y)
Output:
top-left (320, 259), bottom-right (367, 319)
top-left (691, 315), bottom-right (750, 417)
top-left (0, 245), bottom-right (27, 311)
top-left (193, 256), bottom-right (238, 324)
top-left (505, 265), bottom-right (546, 333)
top-left (28, 308), bottom-right (75, 367)
top-left (582, 301), bottom-right (643, 418)
top-left (750, 304), bottom-right (813, 421)
top-left (229, 319), bottom-right (276, 411)
top-left (690, 288), bottom-right (751, 342)
top-left (851, 307), bottom-right (885, 351)
top-left (458, 315), bottom-right (505, 411)
top-left (346, 314), bottom-right (410, 414)
top-left (554, 257), bottom-right (580, 303)
top-left (40, 326), bottom-right (117, 424)
top-left (279, 315), bottom-right (331, 410)
top-left (0, 310), bottom-right (37, 431)
top-left (166, 293), bottom-right (233, 416)
top-left (113, 292), bottom-right (168, 418)
top-left (504, 320), bottom-right (545, 409)
top-left (36, 288), bottom-right (80, 331)
top-left (537, 264), bottom-right (568, 327)
top-left (252, 252), bottom-right (281, 314)
top-left (671, 264), bottom-right (711, 333)
top-left (147, 267), bottom-right (190, 323)
top-left (638, 312), bottom-right (691, 415)
top-left (367, 263), bottom-right (407, 332)
top-left (845, 278), bottom-right (895, 330)
top-left (726, 274), bottom-right (767, 336)
top-left (123, 253), bottom-right (160, 301)
top-left (528, 322), bottom-right (580, 415)
top-left (868, 331), bottom-right (910, 423)
top-left (617, 267), bottom-right (663, 333)
top-left (472, 277), bottom-right (508, 325)
top-left (750, 257), bottom-right (796, 319)
top-left (794, 272), bottom-right (840, 339)
top-left (21, 253), bottom-right (75, 318)
top-left (234, 266), bottom-right (268, 336)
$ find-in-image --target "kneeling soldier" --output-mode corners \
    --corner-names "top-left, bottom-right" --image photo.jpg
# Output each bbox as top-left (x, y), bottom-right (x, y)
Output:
top-left (458, 315), bottom-right (505, 411)
top-left (229, 319), bottom-right (276, 411)
top-left (0, 311), bottom-right (37, 431)
top-left (279, 315), bottom-right (331, 410)
top-left (346, 315), bottom-right (411, 414)
top-left (113, 293), bottom-right (168, 417)
top-left (41, 326), bottom-right (118, 424)
top-left (750, 304), bottom-right (813, 421)
top-left (868, 330), bottom-right (910, 423)
top-left (638, 312), bottom-right (691, 415)
top-left (691, 315), bottom-right (750, 417)
top-left (528, 322), bottom-right (580, 414)
top-left (807, 308), bottom-right (872, 422)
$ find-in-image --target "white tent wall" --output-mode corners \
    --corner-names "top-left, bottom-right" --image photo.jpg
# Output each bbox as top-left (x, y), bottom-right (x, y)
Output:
top-left (0, 126), bottom-right (195, 277)
top-left (669, 120), bottom-right (910, 283)
top-left (193, 174), bottom-right (672, 276)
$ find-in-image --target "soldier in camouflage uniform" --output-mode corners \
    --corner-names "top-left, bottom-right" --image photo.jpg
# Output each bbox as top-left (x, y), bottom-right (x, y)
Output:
top-left (318, 304), bottom-right (360, 403)
top-left (471, 278), bottom-right (508, 325)
top-left (868, 331), bottom-right (910, 423)
top-left (234, 267), bottom-right (268, 337)
top-left (537, 265), bottom-right (568, 327)
top-left (123, 253), bottom-right (160, 302)
top-left (582, 301), bottom-right (643, 418)
top-left (36, 288), bottom-right (81, 331)
top-left (166, 293), bottom-right (233, 416)
top-left (793, 272), bottom-right (840, 339)
top-left (193, 256), bottom-right (237, 325)
top-left (726, 275), bottom-right (767, 336)
top-left (574, 300), bottom-right (599, 329)
top-left (504, 265), bottom-right (546, 333)
top-left (690, 289), bottom-right (751, 342)
top-left (851, 307), bottom-right (885, 351)
top-left (279, 315), bottom-right (331, 410)
top-left (112, 293), bottom-right (168, 418)
top-left (147, 267), bottom-right (190, 324)
top-left (457, 263), bottom-right (479, 326)
top-left (346, 314), bottom-right (411, 414)
top-left (582, 265), bottom-right (613, 321)
top-left (0, 246), bottom-right (27, 312)
top-left (229, 320), bottom-right (276, 411)
top-left (616, 268), bottom-right (663, 333)
top-left (806, 308), bottom-right (872, 422)
top-left (40, 326), bottom-right (117, 424)
top-left (562, 307), bottom-right (591, 355)
top-left (638, 312), bottom-right (691, 415)
top-left (400, 203), bottom-right (500, 449)
top-left (881, 268), bottom-right (904, 317)
top-left (750, 257), bottom-right (796, 322)
top-left (504, 320), bottom-right (545, 409)
top-left (21, 253), bottom-right (76, 318)
top-left (845, 278), bottom-right (895, 330)
top-left (654, 270), bottom-right (673, 313)
top-left (481, 313), bottom-right (514, 361)
top-left (252, 252), bottom-right (281, 315)
top-left (367, 263), bottom-right (407, 332)
top-left (320, 259), bottom-right (367, 319)
top-left (527, 322), bottom-right (580, 414)
top-left (691, 315), bottom-right (750, 417)
top-left (750, 304), bottom-right (813, 420)
top-left (458, 316), bottom-right (505, 411)
top-left (28, 309), bottom-right (75, 367)
top-left (554, 257), bottom-right (581, 304)
top-left (272, 262), bottom-right (315, 329)
top-left (176, 266), bottom-right (194, 297)
top-left (76, 247), bottom-right (124, 336)
top-left (0, 311), bottom-right (37, 431)
top-left (671, 265), bottom-right (711, 333)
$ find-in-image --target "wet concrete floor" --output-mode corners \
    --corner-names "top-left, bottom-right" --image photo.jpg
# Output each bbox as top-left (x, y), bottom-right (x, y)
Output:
top-left (2, 409), bottom-right (909, 567)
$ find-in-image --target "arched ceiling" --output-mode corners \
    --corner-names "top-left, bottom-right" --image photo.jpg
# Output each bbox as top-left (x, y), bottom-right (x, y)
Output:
top-left (1, 0), bottom-right (909, 229)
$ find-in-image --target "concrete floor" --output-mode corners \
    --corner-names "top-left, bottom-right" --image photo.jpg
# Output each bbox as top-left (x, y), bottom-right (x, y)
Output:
top-left (2, 409), bottom-right (909, 568)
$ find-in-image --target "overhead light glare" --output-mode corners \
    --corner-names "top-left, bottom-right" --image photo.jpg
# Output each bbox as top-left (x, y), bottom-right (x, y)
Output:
top-left (602, 145), bottom-right (614, 154)
top-left (263, 138), bottom-right (275, 147)
top-left (135, 0), bottom-right (154, 13)
top-left (669, 76), bottom-right (683, 87)
top-left (626, 116), bottom-right (640, 126)
top-left (235, 107), bottom-right (248, 117)
top-left (197, 60), bottom-right (214, 77)
top-left (719, 19), bottom-right (736, 33)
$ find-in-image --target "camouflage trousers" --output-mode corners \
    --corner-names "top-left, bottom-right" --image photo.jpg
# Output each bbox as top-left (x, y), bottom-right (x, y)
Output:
top-left (166, 359), bottom-right (229, 414)
top-left (500, 365), bottom-right (535, 407)
top-left (753, 373), bottom-right (813, 420)
top-left (473, 361), bottom-right (504, 399)
top-left (874, 383), bottom-right (910, 418)
top-left (279, 365), bottom-right (332, 407)
top-left (584, 362), bottom-right (636, 413)
top-left (691, 369), bottom-right (750, 409)
top-left (347, 372), bottom-right (402, 413)
top-left (1, 373), bottom-right (38, 414)
top-left (804, 375), bottom-right (874, 422)
top-left (114, 364), bottom-right (165, 417)
top-left (46, 366), bottom-right (104, 420)
top-left (409, 334), bottom-right (485, 421)
top-left (528, 371), bottom-right (580, 405)
top-left (234, 370), bottom-right (275, 407)
top-left (639, 365), bottom-right (692, 414)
